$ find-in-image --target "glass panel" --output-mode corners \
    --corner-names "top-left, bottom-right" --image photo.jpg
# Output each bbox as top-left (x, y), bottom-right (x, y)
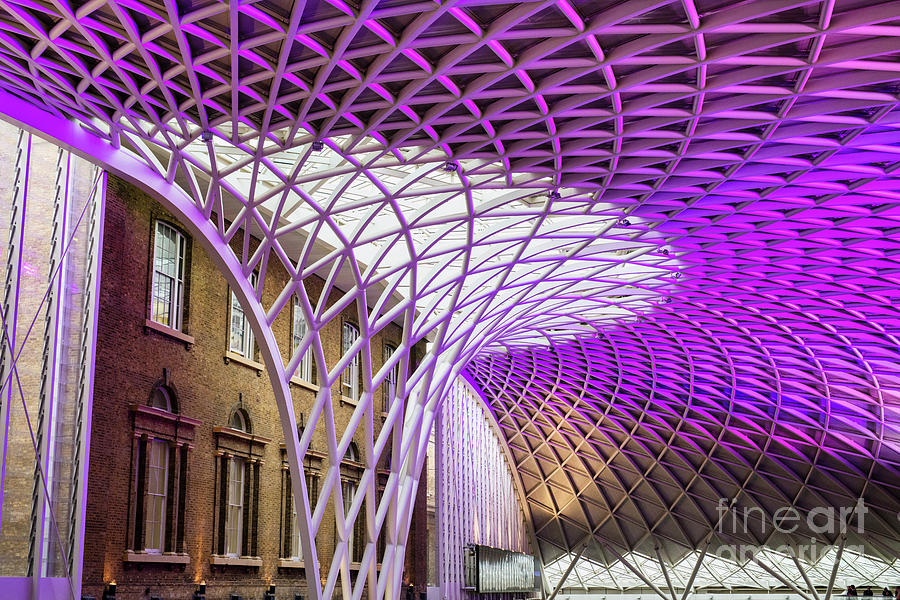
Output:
top-left (0, 126), bottom-right (103, 577)
top-left (229, 273), bottom-right (257, 357)
top-left (148, 388), bottom-right (171, 411)
top-left (342, 323), bottom-right (360, 400)
top-left (225, 458), bottom-right (244, 557)
top-left (291, 501), bottom-right (302, 561)
top-left (144, 440), bottom-right (168, 553)
top-left (151, 222), bottom-right (184, 330)
top-left (293, 296), bottom-right (312, 381)
top-left (383, 344), bottom-right (397, 413)
top-left (343, 480), bottom-right (357, 563)
top-left (229, 410), bottom-right (246, 432)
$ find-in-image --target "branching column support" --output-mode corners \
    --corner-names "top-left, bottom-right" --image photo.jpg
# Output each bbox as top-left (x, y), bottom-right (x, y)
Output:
top-left (547, 536), bottom-right (591, 600)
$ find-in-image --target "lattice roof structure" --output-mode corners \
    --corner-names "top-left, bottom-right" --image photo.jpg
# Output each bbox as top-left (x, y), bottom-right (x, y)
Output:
top-left (1, 0), bottom-right (900, 596)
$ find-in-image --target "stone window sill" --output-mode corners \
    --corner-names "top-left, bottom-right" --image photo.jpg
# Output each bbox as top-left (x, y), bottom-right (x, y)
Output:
top-left (290, 377), bottom-right (319, 392)
top-left (341, 395), bottom-right (359, 407)
top-left (224, 351), bottom-right (264, 375)
top-left (210, 555), bottom-right (262, 567)
top-left (124, 550), bottom-right (190, 565)
top-left (278, 559), bottom-right (315, 569)
top-left (144, 319), bottom-right (195, 348)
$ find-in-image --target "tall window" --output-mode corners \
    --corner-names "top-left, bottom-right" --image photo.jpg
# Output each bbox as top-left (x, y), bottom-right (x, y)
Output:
top-left (225, 457), bottom-right (245, 557)
top-left (342, 443), bottom-right (363, 563)
top-left (342, 322), bottom-right (360, 401)
top-left (144, 440), bottom-right (169, 553)
top-left (214, 407), bottom-right (263, 562)
top-left (283, 472), bottom-right (320, 562)
top-left (282, 423), bottom-right (321, 564)
top-left (127, 383), bottom-right (193, 561)
top-left (291, 501), bottom-right (302, 561)
top-left (293, 296), bottom-right (313, 382)
top-left (230, 272), bottom-right (258, 358)
top-left (151, 221), bottom-right (186, 330)
top-left (382, 343), bottom-right (398, 413)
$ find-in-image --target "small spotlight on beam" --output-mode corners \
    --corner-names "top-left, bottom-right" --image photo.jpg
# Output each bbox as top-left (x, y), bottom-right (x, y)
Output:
top-left (311, 140), bottom-right (325, 152)
top-left (200, 130), bottom-right (213, 143)
top-left (618, 218), bottom-right (631, 227)
top-left (442, 161), bottom-right (459, 172)
top-left (548, 190), bottom-right (561, 201)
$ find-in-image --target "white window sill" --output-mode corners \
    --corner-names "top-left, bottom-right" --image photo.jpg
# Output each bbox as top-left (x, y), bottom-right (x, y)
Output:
top-left (124, 550), bottom-right (190, 564)
top-left (210, 555), bottom-right (262, 567)
top-left (278, 558), bottom-right (316, 569)
top-left (144, 319), bottom-right (195, 347)
top-left (290, 377), bottom-right (319, 392)
top-left (224, 351), bottom-right (264, 374)
top-left (341, 395), bottom-right (359, 407)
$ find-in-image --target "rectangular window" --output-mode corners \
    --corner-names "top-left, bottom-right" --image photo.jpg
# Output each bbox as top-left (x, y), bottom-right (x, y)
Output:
top-left (293, 296), bottom-right (313, 382)
top-left (342, 322), bottom-right (360, 401)
top-left (291, 501), bottom-right (302, 561)
top-left (383, 344), bottom-right (398, 413)
top-left (225, 458), bottom-right (245, 557)
top-left (342, 479), bottom-right (358, 563)
top-left (151, 221), bottom-right (186, 330)
top-left (144, 440), bottom-right (168, 553)
top-left (230, 272), bottom-right (258, 358)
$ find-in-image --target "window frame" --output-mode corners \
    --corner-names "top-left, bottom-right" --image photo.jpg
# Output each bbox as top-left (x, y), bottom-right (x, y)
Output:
top-left (150, 220), bottom-right (187, 331)
top-left (382, 343), bottom-right (398, 414)
top-left (126, 383), bottom-right (197, 564)
top-left (212, 407), bottom-right (268, 565)
top-left (143, 438), bottom-right (169, 554)
top-left (279, 444), bottom-right (323, 566)
top-left (341, 442), bottom-right (364, 564)
top-left (341, 321), bottom-right (361, 401)
top-left (292, 296), bottom-right (313, 383)
top-left (224, 456), bottom-right (245, 558)
top-left (229, 271), bottom-right (258, 359)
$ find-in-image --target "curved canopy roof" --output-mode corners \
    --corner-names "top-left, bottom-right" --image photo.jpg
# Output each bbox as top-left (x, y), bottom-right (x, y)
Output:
top-left (1, 0), bottom-right (900, 592)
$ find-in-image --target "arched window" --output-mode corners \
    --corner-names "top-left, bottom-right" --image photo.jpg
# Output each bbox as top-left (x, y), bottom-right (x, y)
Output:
top-left (345, 441), bottom-right (359, 463)
top-left (148, 385), bottom-right (175, 412)
top-left (228, 408), bottom-right (249, 433)
top-left (127, 381), bottom-right (194, 560)
top-left (213, 405), bottom-right (265, 563)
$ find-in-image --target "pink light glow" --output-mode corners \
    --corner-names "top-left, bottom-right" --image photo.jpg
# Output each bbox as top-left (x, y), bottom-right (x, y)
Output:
top-left (364, 19), bottom-right (394, 45)
top-left (449, 7), bottom-right (481, 35)
top-left (402, 49), bottom-right (432, 73)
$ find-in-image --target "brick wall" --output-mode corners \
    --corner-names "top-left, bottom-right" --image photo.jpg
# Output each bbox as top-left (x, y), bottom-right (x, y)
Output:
top-left (83, 175), bottom-right (425, 600)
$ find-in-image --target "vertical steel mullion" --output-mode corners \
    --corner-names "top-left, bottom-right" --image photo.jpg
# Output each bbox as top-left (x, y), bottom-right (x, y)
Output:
top-left (0, 129), bottom-right (30, 543)
top-left (70, 170), bottom-right (105, 597)
top-left (434, 397), bottom-right (444, 600)
top-left (32, 145), bottom-right (70, 594)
